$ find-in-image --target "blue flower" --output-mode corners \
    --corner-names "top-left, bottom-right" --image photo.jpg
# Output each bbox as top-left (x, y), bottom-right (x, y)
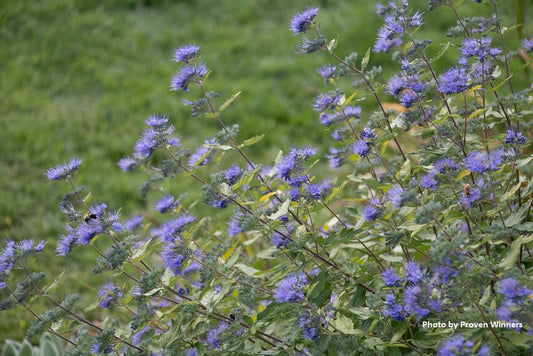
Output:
top-left (275, 273), bottom-right (308, 303)
top-left (277, 146), bottom-right (316, 185)
top-left (404, 261), bottom-right (424, 284)
top-left (227, 211), bottom-right (244, 237)
top-left (305, 181), bottom-right (329, 201)
top-left (504, 129), bottom-right (527, 145)
top-left (434, 158), bottom-right (460, 173)
top-left (360, 127), bottom-right (376, 140)
top-left (117, 156), bottom-right (139, 172)
top-left (460, 36), bottom-right (500, 63)
top-left (45, 158), bottom-right (83, 181)
top-left (464, 149), bottom-right (503, 173)
top-left (145, 113), bottom-right (169, 128)
top-left (388, 186), bottom-right (404, 208)
top-left (382, 293), bottom-right (404, 321)
top-left (521, 37), bottom-right (533, 53)
top-left (353, 139), bottom-right (371, 158)
top-left (125, 215), bottom-right (144, 231)
top-left (319, 112), bottom-right (339, 127)
top-left (403, 285), bottom-right (430, 320)
top-left (161, 243), bottom-right (186, 276)
top-left (155, 195), bottom-right (179, 213)
top-left (298, 314), bottom-right (319, 342)
top-left (188, 138), bottom-right (215, 168)
top-left (172, 44), bottom-right (200, 63)
top-left (170, 63), bottom-right (208, 92)
top-left (498, 278), bottom-right (532, 303)
top-left (206, 321), bottom-right (229, 349)
top-left (362, 198), bottom-right (380, 221)
top-left (438, 66), bottom-right (470, 95)
top-left (317, 64), bottom-right (336, 83)
top-left (343, 105), bottom-right (362, 119)
top-left (420, 173), bottom-right (437, 190)
top-left (437, 335), bottom-right (474, 356)
top-left (97, 281), bottom-right (123, 309)
top-left (313, 92), bottom-right (342, 111)
top-left (56, 225), bottom-right (77, 256)
top-left (290, 7), bottom-right (319, 34)
top-left (382, 268), bottom-right (403, 287)
top-left (459, 186), bottom-right (481, 209)
top-left (154, 215), bottom-right (195, 243)
top-left (225, 165), bottom-right (243, 185)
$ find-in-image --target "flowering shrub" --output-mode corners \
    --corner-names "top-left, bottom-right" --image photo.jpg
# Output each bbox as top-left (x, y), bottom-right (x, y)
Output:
top-left (2, 0), bottom-right (533, 354)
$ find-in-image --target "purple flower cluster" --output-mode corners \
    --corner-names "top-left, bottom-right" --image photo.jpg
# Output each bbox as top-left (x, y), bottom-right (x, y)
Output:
top-left (155, 195), bottom-right (180, 213)
top-left (298, 314), bottom-right (319, 342)
top-left (438, 66), bottom-right (470, 95)
top-left (382, 261), bottom-right (455, 321)
top-left (97, 281), bottom-right (123, 309)
top-left (317, 64), bottom-right (336, 83)
top-left (45, 158), bottom-right (83, 181)
top-left (172, 44), bottom-right (200, 63)
top-left (289, 7), bottom-right (318, 34)
top-left (386, 72), bottom-right (425, 108)
top-left (0, 239), bottom-right (46, 281)
top-left (460, 36), bottom-right (500, 63)
top-left (274, 272), bottom-right (308, 303)
top-left (276, 146), bottom-right (316, 186)
top-left (374, 1), bottom-right (423, 53)
top-left (463, 149), bottom-right (503, 174)
top-left (122, 114), bottom-right (180, 163)
top-left (206, 321), bottom-right (229, 349)
top-left (504, 129), bottom-right (527, 145)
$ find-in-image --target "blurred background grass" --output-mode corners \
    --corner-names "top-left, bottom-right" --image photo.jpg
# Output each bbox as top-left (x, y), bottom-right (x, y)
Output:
top-left (0, 0), bottom-right (530, 343)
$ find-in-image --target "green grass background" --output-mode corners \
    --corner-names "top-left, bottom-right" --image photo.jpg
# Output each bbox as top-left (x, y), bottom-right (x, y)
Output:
top-left (1, 0), bottom-right (530, 344)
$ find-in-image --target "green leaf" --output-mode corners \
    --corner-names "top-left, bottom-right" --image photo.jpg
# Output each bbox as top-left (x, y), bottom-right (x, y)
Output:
top-left (267, 200), bottom-right (289, 220)
top-left (307, 270), bottom-right (331, 306)
top-left (239, 134), bottom-right (264, 148)
top-left (257, 303), bottom-right (291, 322)
top-left (504, 199), bottom-right (532, 227)
top-left (361, 47), bottom-right (371, 72)
top-left (43, 272), bottom-right (64, 294)
top-left (204, 143), bottom-right (233, 151)
top-left (396, 158), bottom-right (411, 180)
top-left (235, 263), bottom-right (263, 279)
top-left (131, 240), bottom-right (151, 260)
top-left (19, 340), bottom-right (34, 356)
top-left (499, 234), bottom-right (533, 270)
top-left (347, 307), bottom-right (373, 320)
top-left (431, 41), bottom-right (450, 62)
top-left (2, 341), bottom-right (21, 356)
top-left (501, 182), bottom-right (521, 201)
top-left (331, 315), bottom-right (365, 336)
top-left (218, 91), bottom-right (241, 112)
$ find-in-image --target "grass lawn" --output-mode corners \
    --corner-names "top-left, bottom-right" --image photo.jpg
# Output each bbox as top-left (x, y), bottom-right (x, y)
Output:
top-left (1, 0), bottom-right (530, 343)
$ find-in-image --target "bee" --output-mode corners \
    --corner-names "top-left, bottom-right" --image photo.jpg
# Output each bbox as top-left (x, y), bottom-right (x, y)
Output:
top-left (84, 212), bottom-right (98, 223)
top-left (463, 184), bottom-right (471, 196)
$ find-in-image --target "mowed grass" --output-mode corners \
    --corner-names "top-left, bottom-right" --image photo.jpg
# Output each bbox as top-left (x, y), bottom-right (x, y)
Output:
top-left (0, 0), bottom-right (530, 343)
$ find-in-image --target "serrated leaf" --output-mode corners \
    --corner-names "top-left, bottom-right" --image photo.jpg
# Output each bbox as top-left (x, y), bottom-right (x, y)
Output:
top-left (504, 199), bottom-right (532, 227)
top-left (361, 47), bottom-right (371, 71)
top-left (44, 272), bottom-right (64, 294)
top-left (218, 91), bottom-right (241, 112)
top-left (235, 263), bottom-right (263, 278)
top-left (499, 234), bottom-right (533, 270)
top-left (396, 158), bottom-right (411, 180)
top-left (232, 169), bottom-right (257, 191)
top-left (131, 240), bottom-right (151, 260)
top-left (239, 134), bottom-right (264, 148)
top-left (501, 182), bottom-right (521, 201)
top-left (267, 200), bottom-right (289, 220)
top-left (331, 315), bottom-right (365, 336)
top-left (205, 143), bottom-right (233, 151)
top-left (256, 246), bottom-right (277, 259)
top-left (431, 41), bottom-right (450, 62)
top-left (218, 182), bottom-right (232, 196)
top-left (347, 307), bottom-right (373, 320)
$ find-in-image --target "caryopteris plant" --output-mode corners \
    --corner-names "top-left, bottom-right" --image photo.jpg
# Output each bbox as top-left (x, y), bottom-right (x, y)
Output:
top-left (2, 0), bottom-right (533, 354)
